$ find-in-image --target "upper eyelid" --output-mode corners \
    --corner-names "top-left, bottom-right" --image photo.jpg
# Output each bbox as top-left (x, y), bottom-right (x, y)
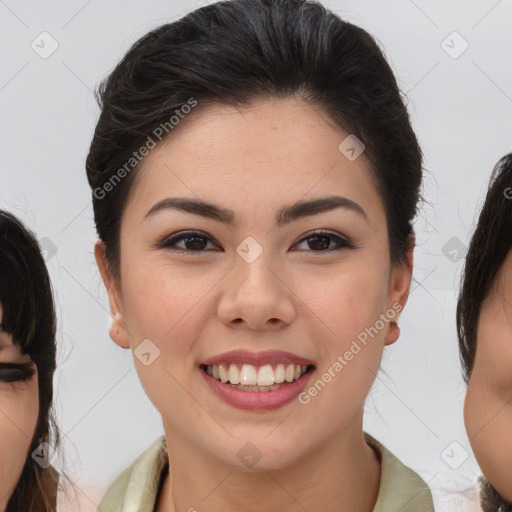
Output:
top-left (159, 229), bottom-right (353, 249)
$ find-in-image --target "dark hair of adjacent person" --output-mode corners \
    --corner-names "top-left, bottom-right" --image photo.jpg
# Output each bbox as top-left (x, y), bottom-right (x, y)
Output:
top-left (456, 153), bottom-right (512, 512)
top-left (85, 0), bottom-right (423, 283)
top-left (480, 479), bottom-right (512, 512)
top-left (0, 210), bottom-right (59, 511)
top-left (457, 153), bottom-right (512, 381)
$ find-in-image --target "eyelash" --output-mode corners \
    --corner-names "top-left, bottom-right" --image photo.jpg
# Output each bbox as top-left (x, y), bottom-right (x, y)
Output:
top-left (157, 229), bottom-right (355, 254)
top-left (0, 362), bottom-right (36, 383)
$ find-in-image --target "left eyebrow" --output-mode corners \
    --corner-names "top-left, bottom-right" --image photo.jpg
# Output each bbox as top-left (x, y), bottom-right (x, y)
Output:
top-left (144, 195), bottom-right (369, 227)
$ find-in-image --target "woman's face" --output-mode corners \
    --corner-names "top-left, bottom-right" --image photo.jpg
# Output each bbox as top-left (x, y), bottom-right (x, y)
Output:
top-left (465, 248), bottom-right (512, 501)
top-left (0, 304), bottom-right (39, 508)
top-left (96, 98), bottom-right (412, 470)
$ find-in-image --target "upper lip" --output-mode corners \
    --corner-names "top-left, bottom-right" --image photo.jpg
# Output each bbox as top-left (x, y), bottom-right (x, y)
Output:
top-left (200, 349), bottom-right (315, 367)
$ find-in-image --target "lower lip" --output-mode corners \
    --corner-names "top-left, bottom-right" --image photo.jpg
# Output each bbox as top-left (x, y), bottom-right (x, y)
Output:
top-left (199, 366), bottom-right (315, 411)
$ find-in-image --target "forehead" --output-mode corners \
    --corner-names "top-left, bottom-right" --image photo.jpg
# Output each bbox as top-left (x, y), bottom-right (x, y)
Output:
top-left (0, 305), bottom-right (26, 357)
top-left (0, 304), bottom-right (11, 349)
top-left (0, 331), bottom-right (12, 350)
top-left (0, 301), bottom-right (19, 345)
top-left (125, 98), bottom-right (383, 223)
top-left (142, 98), bottom-right (366, 173)
top-left (0, 328), bottom-right (14, 352)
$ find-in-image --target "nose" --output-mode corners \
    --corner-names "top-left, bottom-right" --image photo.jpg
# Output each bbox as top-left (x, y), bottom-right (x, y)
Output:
top-left (217, 248), bottom-right (295, 330)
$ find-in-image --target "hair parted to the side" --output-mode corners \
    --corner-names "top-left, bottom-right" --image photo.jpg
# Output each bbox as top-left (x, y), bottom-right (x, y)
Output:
top-left (456, 153), bottom-right (512, 512)
top-left (85, 0), bottom-right (423, 283)
top-left (0, 210), bottom-right (60, 511)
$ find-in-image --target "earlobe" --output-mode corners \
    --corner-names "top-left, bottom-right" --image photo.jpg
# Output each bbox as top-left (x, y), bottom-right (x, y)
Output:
top-left (108, 320), bottom-right (130, 349)
top-left (94, 240), bottom-right (131, 349)
top-left (384, 321), bottom-right (401, 346)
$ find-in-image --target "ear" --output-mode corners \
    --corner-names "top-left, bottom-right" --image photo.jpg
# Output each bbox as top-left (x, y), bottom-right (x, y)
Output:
top-left (94, 240), bottom-right (130, 349)
top-left (384, 235), bottom-right (414, 346)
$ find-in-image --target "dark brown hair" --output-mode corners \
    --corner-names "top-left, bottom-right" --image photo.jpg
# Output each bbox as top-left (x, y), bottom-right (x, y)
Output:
top-left (456, 153), bottom-right (512, 511)
top-left (85, 0), bottom-right (423, 283)
top-left (457, 152), bottom-right (512, 383)
top-left (480, 477), bottom-right (512, 512)
top-left (0, 210), bottom-right (59, 511)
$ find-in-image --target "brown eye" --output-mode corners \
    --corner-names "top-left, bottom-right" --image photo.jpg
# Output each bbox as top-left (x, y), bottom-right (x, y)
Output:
top-left (159, 230), bottom-right (220, 253)
top-left (292, 230), bottom-right (355, 252)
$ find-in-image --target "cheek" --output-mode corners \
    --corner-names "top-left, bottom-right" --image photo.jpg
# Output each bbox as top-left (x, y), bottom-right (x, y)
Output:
top-left (293, 258), bottom-right (391, 392)
top-left (121, 263), bottom-right (212, 401)
top-left (0, 383), bottom-right (40, 501)
top-left (465, 381), bottom-right (512, 501)
top-left (123, 257), bottom-right (214, 340)
top-left (296, 257), bottom-right (390, 343)
top-left (466, 295), bottom-right (512, 500)
top-left (464, 378), bottom-right (485, 442)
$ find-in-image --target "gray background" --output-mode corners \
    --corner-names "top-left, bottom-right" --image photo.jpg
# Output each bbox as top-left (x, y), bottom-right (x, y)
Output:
top-left (1, 1), bottom-right (511, 510)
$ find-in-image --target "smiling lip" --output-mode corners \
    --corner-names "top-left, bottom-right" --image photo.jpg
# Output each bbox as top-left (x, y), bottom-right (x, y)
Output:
top-left (198, 349), bottom-right (316, 411)
top-left (200, 349), bottom-right (315, 367)
top-left (199, 366), bottom-right (315, 411)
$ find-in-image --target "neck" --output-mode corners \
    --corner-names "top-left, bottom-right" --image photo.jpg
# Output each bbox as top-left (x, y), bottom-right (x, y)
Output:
top-left (157, 417), bottom-right (381, 512)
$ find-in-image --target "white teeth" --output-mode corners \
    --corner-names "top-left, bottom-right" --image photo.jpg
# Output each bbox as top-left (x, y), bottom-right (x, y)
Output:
top-left (219, 363), bottom-right (229, 383)
top-left (285, 364), bottom-right (295, 382)
top-left (228, 364), bottom-right (240, 384)
top-left (240, 364), bottom-right (258, 386)
top-left (274, 364), bottom-right (285, 383)
top-left (205, 362), bottom-right (310, 386)
top-left (257, 364), bottom-right (275, 386)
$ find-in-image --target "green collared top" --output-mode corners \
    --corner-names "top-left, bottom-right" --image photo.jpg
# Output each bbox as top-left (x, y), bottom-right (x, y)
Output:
top-left (98, 433), bottom-right (434, 512)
